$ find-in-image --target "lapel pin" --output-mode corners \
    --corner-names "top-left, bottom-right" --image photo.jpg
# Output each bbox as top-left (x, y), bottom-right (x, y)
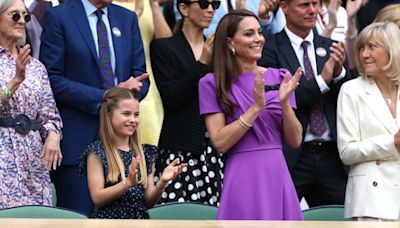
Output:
top-left (316, 47), bottom-right (327, 57)
top-left (112, 27), bottom-right (121, 37)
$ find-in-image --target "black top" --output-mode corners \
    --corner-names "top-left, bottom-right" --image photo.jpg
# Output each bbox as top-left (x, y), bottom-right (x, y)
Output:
top-left (150, 30), bottom-right (209, 154)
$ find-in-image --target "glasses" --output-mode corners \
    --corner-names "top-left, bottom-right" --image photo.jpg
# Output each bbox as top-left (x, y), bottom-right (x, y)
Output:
top-left (8, 12), bottom-right (31, 23)
top-left (185, 0), bottom-right (221, 10)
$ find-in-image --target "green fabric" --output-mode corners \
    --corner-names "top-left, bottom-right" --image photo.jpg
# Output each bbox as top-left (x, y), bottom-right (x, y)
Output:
top-left (148, 203), bottom-right (217, 220)
top-left (0, 206), bottom-right (87, 219)
top-left (303, 205), bottom-right (351, 221)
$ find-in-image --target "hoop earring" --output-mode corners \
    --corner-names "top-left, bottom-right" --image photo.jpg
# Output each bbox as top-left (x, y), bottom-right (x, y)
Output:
top-left (230, 47), bottom-right (236, 56)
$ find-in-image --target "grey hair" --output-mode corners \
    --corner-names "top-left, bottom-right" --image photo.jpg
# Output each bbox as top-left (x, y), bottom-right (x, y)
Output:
top-left (0, 0), bottom-right (27, 47)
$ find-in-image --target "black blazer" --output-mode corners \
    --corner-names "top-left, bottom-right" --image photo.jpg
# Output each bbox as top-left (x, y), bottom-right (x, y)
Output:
top-left (150, 30), bottom-right (209, 154)
top-left (258, 30), bottom-right (353, 170)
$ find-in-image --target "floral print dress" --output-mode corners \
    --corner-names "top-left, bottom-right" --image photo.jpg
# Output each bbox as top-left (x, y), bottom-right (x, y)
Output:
top-left (0, 46), bottom-right (62, 209)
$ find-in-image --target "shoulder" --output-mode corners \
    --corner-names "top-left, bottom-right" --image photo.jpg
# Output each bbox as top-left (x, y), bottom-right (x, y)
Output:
top-left (151, 33), bottom-right (181, 51)
top-left (86, 140), bottom-right (106, 158)
top-left (142, 144), bottom-right (158, 162)
top-left (78, 140), bottom-right (105, 176)
top-left (199, 72), bottom-right (216, 86)
top-left (340, 77), bottom-right (365, 94)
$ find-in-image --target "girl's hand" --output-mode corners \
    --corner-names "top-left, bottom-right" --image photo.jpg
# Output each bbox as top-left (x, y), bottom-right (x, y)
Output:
top-left (160, 158), bottom-right (187, 182)
top-left (279, 67), bottom-right (301, 105)
top-left (42, 131), bottom-right (62, 170)
top-left (126, 156), bottom-right (141, 188)
top-left (253, 69), bottom-right (266, 110)
top-left (14, 44), bottom-right (31, 83)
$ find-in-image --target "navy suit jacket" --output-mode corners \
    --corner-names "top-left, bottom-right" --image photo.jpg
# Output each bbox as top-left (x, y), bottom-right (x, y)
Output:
top-left (40, 0), bottom-right (149, 165)
top-left (258, 30), bottom-right (353, 170)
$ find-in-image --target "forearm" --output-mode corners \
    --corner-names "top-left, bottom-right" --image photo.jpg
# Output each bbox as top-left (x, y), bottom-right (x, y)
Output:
top-left (208, 105), bottom-right (262, 153)
top-left (0, 78), bottom-right (23, 104)
top-left (346, 18), bottom-right (358, 70)
top-left (281, 102), bottom-right (302, 148)
top-left (144, 180), bottom-right (168, 208)
top-left (91, 180), bottom-right (130, 208)
top-left (150, 1), bottom-right (172, 38)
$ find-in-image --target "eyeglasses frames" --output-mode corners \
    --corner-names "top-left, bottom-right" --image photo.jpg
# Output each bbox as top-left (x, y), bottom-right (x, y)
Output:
top-left (185, 0), bottom-right (221, 10)
top-left (8, 12), bottom-right (31, 23)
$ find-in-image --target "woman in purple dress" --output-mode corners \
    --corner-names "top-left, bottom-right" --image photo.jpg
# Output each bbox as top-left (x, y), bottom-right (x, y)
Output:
top-left (199, 9), bottom-right (303, 220)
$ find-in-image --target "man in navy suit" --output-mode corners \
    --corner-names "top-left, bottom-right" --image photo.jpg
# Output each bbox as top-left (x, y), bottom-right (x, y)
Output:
top-left (40, 0), bottom-right (149, 215)
top-left (258, 0), bottom-right (352, 207)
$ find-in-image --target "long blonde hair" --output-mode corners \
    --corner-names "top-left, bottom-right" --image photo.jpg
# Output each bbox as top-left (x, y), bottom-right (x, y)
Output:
top-left (99, 87), bottom-right (147, 187)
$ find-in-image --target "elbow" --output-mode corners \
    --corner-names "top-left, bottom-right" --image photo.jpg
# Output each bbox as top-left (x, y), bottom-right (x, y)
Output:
top-left (90, 194), bottom-right (106, 208)
top-left (212, 141), bottom-right (229, 154)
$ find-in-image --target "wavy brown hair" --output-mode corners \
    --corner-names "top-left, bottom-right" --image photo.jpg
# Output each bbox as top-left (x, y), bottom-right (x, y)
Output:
top-left (99, 87), bottom-right (147, 187)
top-left (210, 9), bottom-right (260, 116)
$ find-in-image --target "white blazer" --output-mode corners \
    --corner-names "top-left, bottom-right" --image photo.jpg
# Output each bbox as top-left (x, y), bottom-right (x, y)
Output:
top-left (337, 77), bottom-right (400, 220)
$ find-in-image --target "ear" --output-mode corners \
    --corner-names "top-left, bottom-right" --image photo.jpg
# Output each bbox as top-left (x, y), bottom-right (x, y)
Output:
top-left (227, 37), bottom-right (233, 48)
top-left (280, 1), bottom-right (289, 15)
top-left (178, 3), bottom-right (189, 18)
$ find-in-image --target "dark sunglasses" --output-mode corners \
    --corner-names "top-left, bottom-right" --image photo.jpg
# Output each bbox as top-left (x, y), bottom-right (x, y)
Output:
top-left (9, 12), bottom-right (31, 23)
top-left (185, 0), bottom-right (221, 10)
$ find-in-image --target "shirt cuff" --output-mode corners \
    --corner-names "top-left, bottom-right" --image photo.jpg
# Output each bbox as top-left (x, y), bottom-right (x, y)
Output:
top-left (332, 67), bottom-right (346, 83)
top-left (315, 74), bottom-right (330, 94)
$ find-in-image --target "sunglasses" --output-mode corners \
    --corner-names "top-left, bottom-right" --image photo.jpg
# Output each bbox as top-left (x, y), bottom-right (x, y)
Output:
top-left (185, 0), bottom-right (221, 10)
top-left (9, 12), bottom-right (31, 23)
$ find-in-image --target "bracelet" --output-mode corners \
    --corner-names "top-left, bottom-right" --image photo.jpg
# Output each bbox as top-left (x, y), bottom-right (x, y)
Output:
top-left (239, 115), bottom-right (252, 130)
top-left (122, 179), bottom-right (130, 191)
top-left (155, 182), bottom-right (166, 193)
top-left (2, 86), bottom-right (12, 98)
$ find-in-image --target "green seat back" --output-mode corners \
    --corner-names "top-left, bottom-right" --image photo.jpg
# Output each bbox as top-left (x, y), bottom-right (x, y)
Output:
top-left (303, 205), bottom-right (351, 221)
top-left (148, 203), bottom-right (217, 220)
top-left (0, 205), bottom-right (87, 219)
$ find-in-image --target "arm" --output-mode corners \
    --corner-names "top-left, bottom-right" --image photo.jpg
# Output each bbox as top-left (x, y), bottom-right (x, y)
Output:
top-left (144, 159), bottom-right (186, 208)
top-left (345, 0), bottom-right (364, 70)
top-left (150, 39), bottom-right (208, 111)
top-left (87, 152), bottom-right (140, 208)
top-left (150, 0), bottom-right (172, 38)
top-left (205, 70), bottom-right (265, 153)
top-left (280, 68), bottom-right (302, 148)
top-left (337, 83), bottom-right (399, 165)
top-left (320, 1), bottom-right (338, 38)
top-left (40, 10), bottom-right (105, 115)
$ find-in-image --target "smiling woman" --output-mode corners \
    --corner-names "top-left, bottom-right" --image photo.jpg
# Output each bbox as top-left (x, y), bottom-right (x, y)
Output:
top-left (0, 0), bottom-right (63, 209)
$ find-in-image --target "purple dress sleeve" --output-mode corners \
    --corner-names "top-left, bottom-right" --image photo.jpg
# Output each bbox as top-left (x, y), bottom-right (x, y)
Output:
top-left (199, 73), bottom-right (223, 115)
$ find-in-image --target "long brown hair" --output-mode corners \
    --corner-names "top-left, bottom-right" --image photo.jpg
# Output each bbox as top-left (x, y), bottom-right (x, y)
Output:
top-left (99, 87), bottom-right (147, 187)
top-left (210, 9), bottom-right (259, 116)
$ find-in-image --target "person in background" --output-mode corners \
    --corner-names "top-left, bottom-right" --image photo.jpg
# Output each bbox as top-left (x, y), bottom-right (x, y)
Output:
top-left (259, 0), bottom-right (352, 208)
top-left (199, 9), bottom-right (304, 220)
top-left (113, 0), bottom-right (171, 147)
top-left (316, 0), bottom-right (348, 42)
top-left (150, 0), bottom-right (222, 206)
top-left (80, 87), bottom-right (186, 218)
top-left (40, 0), bottom-right (149, 215)
top-left (337, 22), bottom-right (400, 221)
top-left (0, 0), bottom-right (62, 208)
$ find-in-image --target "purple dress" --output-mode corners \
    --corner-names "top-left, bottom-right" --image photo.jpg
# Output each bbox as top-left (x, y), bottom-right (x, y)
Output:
top-left (199, 68), bottom-right (303, 220)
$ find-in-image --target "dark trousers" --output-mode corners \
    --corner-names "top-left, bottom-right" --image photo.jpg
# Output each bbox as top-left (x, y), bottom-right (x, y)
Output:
top-left (292, 141), bottom-right (347, 207)
top-left (51, 165), bottom-right (94, 216)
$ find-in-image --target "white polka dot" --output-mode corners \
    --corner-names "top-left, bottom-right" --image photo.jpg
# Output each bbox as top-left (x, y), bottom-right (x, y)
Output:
top-left (200, 154), bottom-right (206, 161)
top-left (182, 166), bottom-right (188, 172)
top-left (197, 180), bottom-right (204, 187)
top-left (188, 184), bottom-right (194, 191)
top-left (200, 191), bottom-right (206, 197)
top-left (162, 192), bottom-right (168, 198)
top-left (205, 176), bottom-right (210, 182)
top-left (169, 192), bottom-right (176, 199)
top-left (207, 187), bottom-right (212, 194)
top-left (211, 196), bottom-right (218, 202)
top-left (208, 171), bottom-right (215, 178)
top-left (191, 194), bottom-right (198, 200)
top-left (174, 182), bottom-right (182, 189)
top-left (178, 198), bottom-right (185, 202)
top-left (207, 147), bottom-right (212, 153)
top-left (211, 157), bottom-right (217, 163)
top-left (202, 165), bottom-right (207, 172)
top-left (185, 175), bottom-right (190, 181)
top-left (189, 160), bottom-right (195, 166)
top-left (153, 176), bottom-right (159, 182)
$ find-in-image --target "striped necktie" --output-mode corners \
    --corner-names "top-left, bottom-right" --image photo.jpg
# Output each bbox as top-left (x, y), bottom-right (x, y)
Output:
top-left (95, 9), bottom-right (115, 90)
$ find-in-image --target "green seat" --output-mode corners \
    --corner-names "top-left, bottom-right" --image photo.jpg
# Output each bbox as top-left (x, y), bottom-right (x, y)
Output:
top-left (148, 202), bottom-right (217, 220)
top-left (51, 183), bottom-right (57, 207)
top-left (303, 205), bottom-right (351, 221)
top-left (0, 205), bottom-right (87, 219)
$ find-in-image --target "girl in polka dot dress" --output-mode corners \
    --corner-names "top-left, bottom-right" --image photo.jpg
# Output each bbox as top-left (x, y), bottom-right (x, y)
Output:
top-left (79, 88), bottom-right (186, 219)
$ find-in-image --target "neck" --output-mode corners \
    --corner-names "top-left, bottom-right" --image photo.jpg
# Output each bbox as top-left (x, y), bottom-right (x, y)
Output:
top-left (374, 77), bottom-right (396, 94)
top-left (286, 24), bottom-right (311, 39)
top-left (239, 61), bottom-right (259, 74)
top-left (112, 135), bottom-right (130, 151)
top-left (182, 25), bottom-right (204, 44)
top-left (0, 39), bottom-right (18, 58)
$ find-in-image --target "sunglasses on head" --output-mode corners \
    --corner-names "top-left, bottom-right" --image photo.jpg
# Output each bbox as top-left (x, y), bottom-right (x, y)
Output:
top-left (9, 12), bottom-right (31, 23)
top-left (185, 0), bottom-right (221, 10)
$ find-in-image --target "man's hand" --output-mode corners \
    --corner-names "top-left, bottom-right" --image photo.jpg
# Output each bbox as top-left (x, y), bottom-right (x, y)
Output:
top-left (117, 73), bottom-right (150, 93)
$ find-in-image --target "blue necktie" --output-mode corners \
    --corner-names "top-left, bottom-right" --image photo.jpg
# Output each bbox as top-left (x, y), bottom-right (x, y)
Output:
top-left (302, 41), bottom-right (327, 136)
top-left (95, 9), bottom-right (115, 90)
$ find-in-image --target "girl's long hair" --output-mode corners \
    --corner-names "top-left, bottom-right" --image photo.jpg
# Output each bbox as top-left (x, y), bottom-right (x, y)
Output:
top-left (210, 9), bottom-right (259, 116)
top-left (99, 87), bottom-right (147, 188)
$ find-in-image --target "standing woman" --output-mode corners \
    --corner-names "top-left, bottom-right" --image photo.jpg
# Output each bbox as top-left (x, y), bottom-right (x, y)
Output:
top-left (199, 9), bottom-right (303, 220)
top-left (150, 0), bottom-right (223, 206)
top-left (337, 22), bottom-right (400, 221)
top-left (0, 0), bottom-right (62, 208)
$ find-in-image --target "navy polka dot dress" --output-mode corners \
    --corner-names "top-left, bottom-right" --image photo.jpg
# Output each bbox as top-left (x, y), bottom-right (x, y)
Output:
top-left (79, 140), bottom-right (157, 219)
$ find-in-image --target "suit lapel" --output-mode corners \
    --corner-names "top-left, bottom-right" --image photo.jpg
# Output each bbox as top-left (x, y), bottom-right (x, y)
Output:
top-left (108, 4), bottom-right (123, 82)
top-left (69, 0), bottom-right (99, 68)
top-left (360, 79), bottom-right (397, 134)
top-left (276, 31), bottom-right (300, 74)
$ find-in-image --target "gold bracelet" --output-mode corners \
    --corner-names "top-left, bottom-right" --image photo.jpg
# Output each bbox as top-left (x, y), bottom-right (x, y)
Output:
top-left (239, 115), bottom-right (252, 129)
top-left (238, 117), bottom-right (250, 130)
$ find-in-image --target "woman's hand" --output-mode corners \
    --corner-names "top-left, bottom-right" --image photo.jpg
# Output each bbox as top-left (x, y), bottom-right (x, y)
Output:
top-left (42, 131), bottom-right (62, 170)
top-left (160, 158), bottom-right (187, 182)
top-left (126, 155), bottom-right (141, 188)
top-left (279, 67), bottom-right (301, 106)
top-left (14, 44), bottom-right (31, 83)
top-left (253, 69), bottom-right (266, 110)
top-left (198, 34), bottom-right (215, 65)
